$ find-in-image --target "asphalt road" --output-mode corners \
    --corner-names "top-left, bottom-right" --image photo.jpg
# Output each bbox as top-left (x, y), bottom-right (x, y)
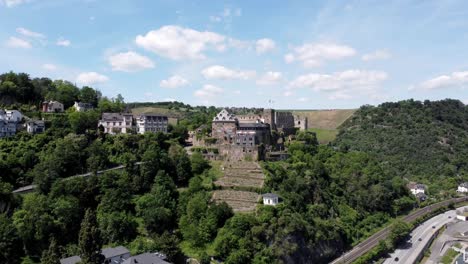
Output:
top-left (330, 197), bottom-right (468, 264)
top-left (383, 208), bottom-right (463, 264)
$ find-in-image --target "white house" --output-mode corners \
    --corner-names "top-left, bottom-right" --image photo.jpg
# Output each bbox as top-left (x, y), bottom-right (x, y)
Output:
top-left (98, 113), bottom-right (134, 134)
top-left (262, 193), bottom-right (279, 206)
top-left (42, 100), bottom-right (64, 113)
top-left (0, 109), bottom-right (21, 138)
top-left (26, 120), bottom-right (45, 134)
top-left (135, 114), bottom-right (169, 134)
top-left (73, 101), bottom-right (93, 112)
top-left (408, 183), bottom-right (426, 195)
top-left (4, 110), bottom-right (22, 122)
top-left (458, 183), bottom-right (468, 193)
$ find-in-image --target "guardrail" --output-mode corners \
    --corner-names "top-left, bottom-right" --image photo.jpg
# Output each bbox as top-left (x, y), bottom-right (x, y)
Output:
top-left (330, 196), bottom-right (468, 264)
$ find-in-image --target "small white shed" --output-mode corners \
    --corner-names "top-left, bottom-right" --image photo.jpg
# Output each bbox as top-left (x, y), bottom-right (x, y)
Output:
top-left (262, 193), bottom-right (279, 206)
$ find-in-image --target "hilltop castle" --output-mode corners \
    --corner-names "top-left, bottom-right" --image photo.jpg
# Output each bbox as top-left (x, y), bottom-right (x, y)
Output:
top-left (201, 108), bottom-right (307, 161)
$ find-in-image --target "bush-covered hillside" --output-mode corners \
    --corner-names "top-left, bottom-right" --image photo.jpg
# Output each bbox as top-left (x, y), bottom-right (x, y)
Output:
top-left (335, 99), bottom-right (468, 193)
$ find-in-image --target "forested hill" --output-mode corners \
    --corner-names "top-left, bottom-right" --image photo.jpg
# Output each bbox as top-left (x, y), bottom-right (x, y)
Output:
top-left (334, 99), bottom-right (468, 192)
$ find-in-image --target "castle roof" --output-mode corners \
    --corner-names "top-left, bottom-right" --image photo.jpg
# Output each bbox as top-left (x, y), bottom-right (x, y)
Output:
top-left (213, 109), bottom-right (237, 122)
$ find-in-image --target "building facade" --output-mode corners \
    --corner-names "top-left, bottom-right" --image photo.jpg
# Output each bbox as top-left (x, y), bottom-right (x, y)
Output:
top-left (0, 109), bottom-right (21, 138)
top-left (135, 114), bottom-right (168, 134)
top-left (42, 101), bottom-right (64, 113)
top-left (73, 101), bottom-right (93, 112)
top-left (99, 113), bottom-right (134, 134)
top-left (26, 120), bottom-right (45, 134)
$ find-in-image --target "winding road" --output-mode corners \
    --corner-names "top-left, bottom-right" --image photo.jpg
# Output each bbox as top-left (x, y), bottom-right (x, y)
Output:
top-left (330, 196), bottom-right (468, 264)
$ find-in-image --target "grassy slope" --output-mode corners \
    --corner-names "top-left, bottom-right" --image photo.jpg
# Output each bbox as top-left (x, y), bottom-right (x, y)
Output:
top-left (288, 109), bottom-right (356, 144)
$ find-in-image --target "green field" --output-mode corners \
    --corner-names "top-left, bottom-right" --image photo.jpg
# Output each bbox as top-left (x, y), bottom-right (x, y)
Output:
top-left (308, 128), bottom-right (339, 144)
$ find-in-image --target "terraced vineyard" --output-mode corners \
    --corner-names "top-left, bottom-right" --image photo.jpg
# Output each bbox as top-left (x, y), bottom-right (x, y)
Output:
top-left (212, 161), bottom-right (265, 212)
top-left (212, 190), bottom-right (260, 212)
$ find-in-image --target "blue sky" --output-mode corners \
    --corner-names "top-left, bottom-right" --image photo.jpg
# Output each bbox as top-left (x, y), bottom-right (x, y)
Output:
top-left (2, 0), bottom-right (468, 109)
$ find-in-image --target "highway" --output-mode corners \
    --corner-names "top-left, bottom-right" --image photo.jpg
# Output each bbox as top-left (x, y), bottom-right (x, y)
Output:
top-left (383, 208), bottom-right (464, 264)
top-left (330, 196), bottom-right (468, 264)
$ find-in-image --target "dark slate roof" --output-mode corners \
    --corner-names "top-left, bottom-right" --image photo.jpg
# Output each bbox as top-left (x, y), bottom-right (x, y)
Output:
top-left (460, 182), bottom-right (468, 188)
top-left (101, 113), bottom-right (125, 121)
top-left (262, 193), bottom-right (279, 199)
top-left (122, 253), bottom-right (169, 264)
top-left (102, 246), bottom-right (130, 258)
top-left (60, 255), bottom-right (81, 264)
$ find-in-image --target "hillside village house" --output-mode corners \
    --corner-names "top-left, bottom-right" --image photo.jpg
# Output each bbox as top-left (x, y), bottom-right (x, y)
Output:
top-left (60, 246), bottom-right (168, 264)
top-left (73, 101), bottom-right (93, 112)
top-left (263, 193), bottom-right (279, 206)
top-left (60, 246), bottom-right (131, 264)
top-left (458, 183), bottom-right (468, 193)
top-left (98, 113), bottom-right (134, 134)
top-left (98, 113), bottom-right (169, 135)
top-left (407, 182), bottom-right (426, 195)
top-left (26, 120), bottom-right (45, 134)
top-left (0, 109), bottom-right (22, 138)
top-left (3, 110), bottom-right (22, 122)
top-left (135, 114), bottom-right (169, 134)
top-left (42, 100), bottom-right (64, 113)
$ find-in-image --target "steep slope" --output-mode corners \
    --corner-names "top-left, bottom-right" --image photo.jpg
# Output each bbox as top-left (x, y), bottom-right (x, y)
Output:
top-left (334, 99), bottom-right (468, 190)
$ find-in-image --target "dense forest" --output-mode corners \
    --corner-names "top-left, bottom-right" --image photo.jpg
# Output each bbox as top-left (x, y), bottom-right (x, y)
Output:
top-left (1, 72), bottom-right (457, 264)
top-left (335, 99), bottom-right (468, 195)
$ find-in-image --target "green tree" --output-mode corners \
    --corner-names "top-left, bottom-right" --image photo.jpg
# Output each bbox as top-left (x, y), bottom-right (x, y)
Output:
top-left (0, 214), bottom-right (23, 264)
top-left (190, 152), bottom-right (211, 175)
top-left (79, 209), bottom-right (104, 264)
top-left (41, 238), bottom-right (61, 264)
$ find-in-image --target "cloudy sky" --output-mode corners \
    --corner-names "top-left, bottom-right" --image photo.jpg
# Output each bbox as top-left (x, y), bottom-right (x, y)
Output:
top-left (2, 0), bottom-right (468, 109)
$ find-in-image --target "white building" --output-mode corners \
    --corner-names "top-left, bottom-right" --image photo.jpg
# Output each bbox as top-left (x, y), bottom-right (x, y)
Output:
top-left (26, 120), bottom-right (45, 134)
top-left (42, 100), bottom-right (64, 113)
top-left (458, 183), bottom-right (468, 193)
top-left (98, 113), bottom-right (134, 134)
top-left (408, 183), bottom-right (426, 195)
top-left (4, 110), bottom-right (22, 122)
top-left (262, 193), bottom-right (279, 206)
top-left (0, 109), bottom-right (21, 138)
top-left (73, 101), bottom-right (93, 112)
top-left (135, 114), bottom-right (169, 134)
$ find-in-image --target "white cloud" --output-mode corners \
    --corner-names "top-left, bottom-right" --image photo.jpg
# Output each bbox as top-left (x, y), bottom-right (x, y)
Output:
top-left (56, 37), bottom-right (71, 47)
top-left (362, 49), bottom-right (391, 61)
top-left (6, 37), bottom-right (31, 48)
top-left (160, 75), bottom-right (189, 88)
top-left (1, 0), bottom-right (31, 7)
top-left (16, 27), bottom-right (45, 39)
top-left (256, 71), bottom-right (283, 85)
top-left (163, 98), bottom-right (177, 102)
top-left (202, 65), bottom-right (256, 80)
top-left (256, 38), bottom-right (275, 54)
top-left (285, 42), bottom-right (356, 67)
top-left (297, 97), bottom-right (309, 102)
top-left (283, 91), bottom-right (293, 97)
top-left (413, 71), bottom-right (468, 90)
top-left (194, 84), bottom-right (224, 99)
top-left (135, 25), bottom-right (225, 60)
top-left (288, 70), bottom-right (388, 99)
top-left (108, 51), bottom-right (155, 72)
top-left (42, 63), bottom-right (57, 71)
top-left (76, 72), bottom-right (109, 85)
